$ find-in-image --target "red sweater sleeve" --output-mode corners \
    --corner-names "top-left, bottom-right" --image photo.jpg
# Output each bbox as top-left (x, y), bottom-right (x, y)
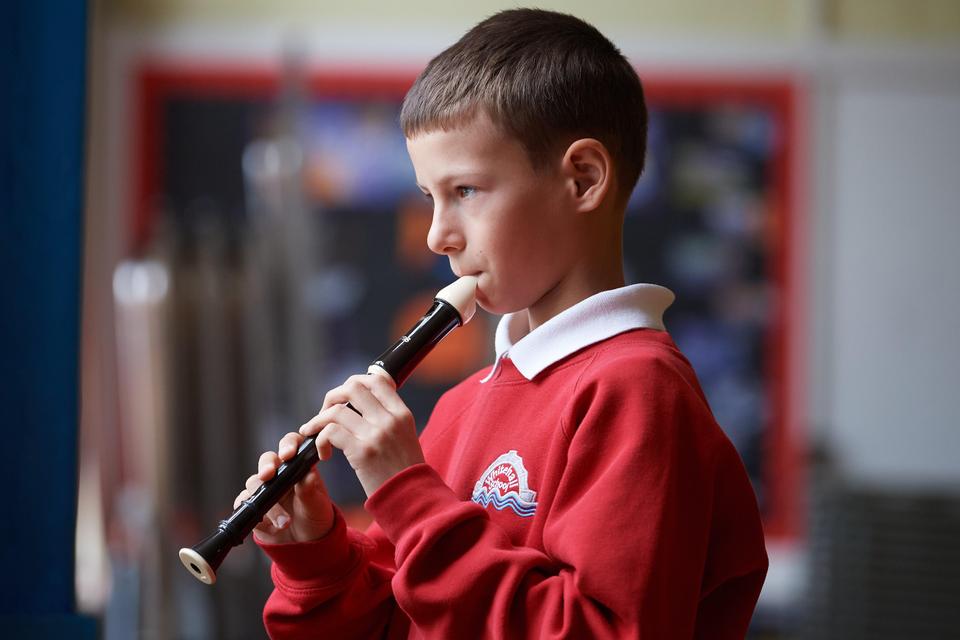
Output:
top-left (257, 505), bottom-right (400, 639)
top-left (364, 355), bottom-right (768, 638)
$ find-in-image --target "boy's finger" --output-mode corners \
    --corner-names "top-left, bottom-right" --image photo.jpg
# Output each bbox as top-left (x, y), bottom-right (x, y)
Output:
top-left (257, 452), bottom-right (280, 480)
top-left (278, 431), bottom-right (304, 460)
top-left (316, 422), bottom-right (362, 461)
top-left (356, 369), bottom-right (409, 416)
top-left (245, 473), bottom-right (264, 493)
top-left (233, 489), bottom-right (250, 510)
top-left (317, 438), bottom-right (333, 461)
top-left (296, 465), bottom-right (326, 494)
top-left (301, 403), bottom-right (363, 437)
top-left (293, 467), bottom-right (329, 504)
top-left (300, 405), bottom-right (337, 436)
top-left (336, 376), bottom-right (391, 423)
top-left (264, 504), bottom-right (291, 530)
top-left (293, 469), bottom-right (334, 523)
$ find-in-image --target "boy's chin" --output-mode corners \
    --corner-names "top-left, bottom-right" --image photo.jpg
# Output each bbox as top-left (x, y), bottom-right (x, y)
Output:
top-left (475, 293), bottom-right (525, 317)
top-left (472, 281), bottom-right (536, 316)
top-left (474, 292), bottom-right (495, 314)
top-left (474, 289), bottom-right (504, 315)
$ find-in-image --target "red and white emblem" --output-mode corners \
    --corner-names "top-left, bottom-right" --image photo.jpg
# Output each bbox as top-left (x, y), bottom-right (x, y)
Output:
top-left (471, 450), bottom-right (538, 517)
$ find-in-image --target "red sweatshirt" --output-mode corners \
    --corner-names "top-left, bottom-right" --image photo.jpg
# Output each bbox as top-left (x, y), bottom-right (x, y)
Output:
top-left (258, 284), bottom-right (768, 639)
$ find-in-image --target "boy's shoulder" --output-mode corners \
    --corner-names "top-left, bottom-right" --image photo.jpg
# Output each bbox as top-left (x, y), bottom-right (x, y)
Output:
top-left (566, 331), bottom-right (737, 466)
top-left (576, 329), bottom-right (695, 387)
top-left (555, 329), bottom-right (709, 413)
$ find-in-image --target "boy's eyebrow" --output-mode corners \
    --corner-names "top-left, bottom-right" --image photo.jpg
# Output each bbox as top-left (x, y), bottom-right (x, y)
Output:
top-left (415, 172), bottom-right (488, 190)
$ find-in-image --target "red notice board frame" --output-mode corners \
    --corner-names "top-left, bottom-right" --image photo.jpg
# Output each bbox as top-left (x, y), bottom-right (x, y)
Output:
top-left (132, 62), bottom-right (806, 542)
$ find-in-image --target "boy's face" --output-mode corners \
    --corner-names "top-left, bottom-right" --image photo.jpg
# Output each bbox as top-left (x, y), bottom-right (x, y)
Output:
top-left (406, 113), bottom-right (577, 316)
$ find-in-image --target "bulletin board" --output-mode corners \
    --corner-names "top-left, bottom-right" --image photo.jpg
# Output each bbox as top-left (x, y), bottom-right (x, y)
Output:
top-left (132, 63), bottom-right (804, 541)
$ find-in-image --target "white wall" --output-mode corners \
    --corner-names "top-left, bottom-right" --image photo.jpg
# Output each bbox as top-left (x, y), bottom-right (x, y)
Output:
top-left (817, 59), bottom-right (960, 488)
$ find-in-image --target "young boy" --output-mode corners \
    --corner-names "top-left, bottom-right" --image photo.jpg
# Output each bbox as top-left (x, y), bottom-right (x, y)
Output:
top-left (236, 8), bottom-right (768, 638)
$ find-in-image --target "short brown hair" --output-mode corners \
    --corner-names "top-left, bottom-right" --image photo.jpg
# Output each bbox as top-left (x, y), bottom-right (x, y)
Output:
top-left (400, 8), bottom-right (648, 199)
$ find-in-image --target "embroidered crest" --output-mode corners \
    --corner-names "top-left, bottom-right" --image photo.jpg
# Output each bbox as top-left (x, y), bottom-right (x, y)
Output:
top-left (471, 450), bottom-right (538, 517)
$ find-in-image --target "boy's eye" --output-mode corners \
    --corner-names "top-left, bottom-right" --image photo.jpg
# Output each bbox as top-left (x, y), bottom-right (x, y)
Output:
top-left (456, 186), bottom-right (476, 198)
top-left (421, 191), bottom-right (433, 201)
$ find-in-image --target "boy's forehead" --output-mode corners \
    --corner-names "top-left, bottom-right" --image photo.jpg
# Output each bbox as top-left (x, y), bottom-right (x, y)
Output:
top-left (406, 110), bottom-right (511, 148)
top-left (406, 115), bottom-right (521, 173)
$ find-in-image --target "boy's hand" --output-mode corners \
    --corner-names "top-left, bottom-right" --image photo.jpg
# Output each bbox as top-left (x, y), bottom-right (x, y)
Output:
top-left (233, 431), bottom-right (336, 544)
top-left (300, 371), bottom-right (424, 497)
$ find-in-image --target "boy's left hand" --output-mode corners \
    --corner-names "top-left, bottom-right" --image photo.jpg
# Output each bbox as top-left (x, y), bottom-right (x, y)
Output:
top-left (300, 371), bottom-right (424, 497)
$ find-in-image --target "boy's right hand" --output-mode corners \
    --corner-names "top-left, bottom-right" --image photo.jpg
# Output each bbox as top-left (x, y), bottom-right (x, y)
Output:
top-left (234, 431), bottom-right (336, 545)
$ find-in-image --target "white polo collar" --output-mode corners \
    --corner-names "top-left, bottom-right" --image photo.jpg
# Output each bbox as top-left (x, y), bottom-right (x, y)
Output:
top-left (480, 283), bottom-right (676, 383)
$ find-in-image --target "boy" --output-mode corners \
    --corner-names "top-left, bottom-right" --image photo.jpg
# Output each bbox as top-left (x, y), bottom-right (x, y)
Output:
top-left (236, 8), bottom-right (768, 638)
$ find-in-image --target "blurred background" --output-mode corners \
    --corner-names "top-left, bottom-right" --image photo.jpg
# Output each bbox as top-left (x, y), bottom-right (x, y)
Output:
top-left (3, 0), bottom-right (959, 638)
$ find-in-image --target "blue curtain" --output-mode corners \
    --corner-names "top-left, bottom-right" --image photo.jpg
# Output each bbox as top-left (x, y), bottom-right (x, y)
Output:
top-left (0, 0), bottom-right (96, 636)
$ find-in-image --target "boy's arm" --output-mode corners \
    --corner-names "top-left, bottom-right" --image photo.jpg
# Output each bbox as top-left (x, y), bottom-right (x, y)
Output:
top-left (256, 505), bottom-right (399, 640)
top-left (364, 357), bottom-right (767, 638)
top-left (239, 431), bottom-right (400, 639)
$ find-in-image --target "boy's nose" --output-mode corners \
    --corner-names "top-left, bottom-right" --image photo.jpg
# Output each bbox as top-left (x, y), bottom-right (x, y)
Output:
top-left (426, 206), bottom-right (465, 255)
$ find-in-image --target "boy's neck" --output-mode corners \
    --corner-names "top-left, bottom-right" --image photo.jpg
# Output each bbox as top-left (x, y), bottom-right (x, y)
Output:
top-left (523, 208), bottom-right (627, 332)
top-left (525, 265), bottom-right (625, 333)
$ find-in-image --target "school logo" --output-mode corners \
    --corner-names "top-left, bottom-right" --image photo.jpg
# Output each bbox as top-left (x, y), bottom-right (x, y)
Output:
top-left (471, 450), bottom-right (538, 517)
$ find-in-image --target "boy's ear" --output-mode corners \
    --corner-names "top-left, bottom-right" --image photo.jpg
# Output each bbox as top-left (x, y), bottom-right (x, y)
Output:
top-left (561, 138), bottom-right (613, 212)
